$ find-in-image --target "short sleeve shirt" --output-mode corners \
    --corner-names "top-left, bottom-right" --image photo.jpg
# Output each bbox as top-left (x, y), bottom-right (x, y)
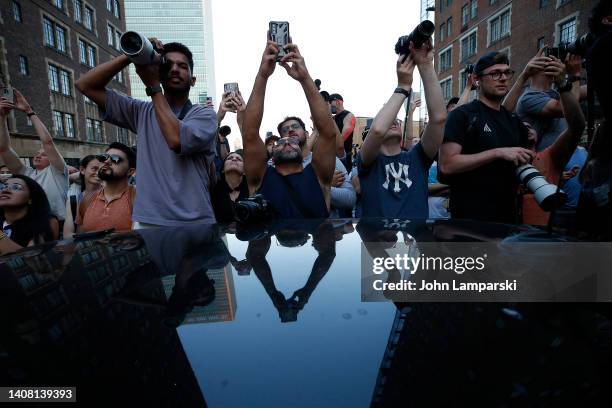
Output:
top-left (101, 89), bottom-right (217, 226)
top-left (22, 165), bottom-right (69, 221)
top-left (516, 88), bottom-right (567, 151)
top-left (357, 143), bottom-right (432, 219)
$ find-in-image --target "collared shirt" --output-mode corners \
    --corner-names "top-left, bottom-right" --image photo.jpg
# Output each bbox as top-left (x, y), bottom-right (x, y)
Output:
top-left (76, 186), bottom-right (135, 232)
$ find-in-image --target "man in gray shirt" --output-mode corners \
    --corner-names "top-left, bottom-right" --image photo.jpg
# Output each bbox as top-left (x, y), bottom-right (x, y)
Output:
top-left (76, 40), bottom-right (217, 227)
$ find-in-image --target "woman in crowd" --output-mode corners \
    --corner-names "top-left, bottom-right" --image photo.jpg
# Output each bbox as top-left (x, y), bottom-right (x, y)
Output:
top-left (63, 155), bottom-right (102, 238)
top-left (211, 151), bottom-right (249, 223)
top-left (0, 174), bottom-right (58, 254)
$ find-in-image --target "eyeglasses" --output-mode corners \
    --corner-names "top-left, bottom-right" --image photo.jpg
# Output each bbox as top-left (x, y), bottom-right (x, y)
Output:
top-left (275, 136), bottom-right (300, 147)
top-left (0, 182), bottom-right (25, 192)
top-left (279, 123), bottom-right (302, 135)
top-left (96, 153), bottom-right (124, 164)
top-left (481, 69), bottom-right (515, 81)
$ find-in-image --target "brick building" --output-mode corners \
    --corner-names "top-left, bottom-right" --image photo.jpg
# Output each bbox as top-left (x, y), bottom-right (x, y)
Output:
top-left (0, 0), bottom-right (134, 166)
top-left (434, 0), bottom-right (598, 104)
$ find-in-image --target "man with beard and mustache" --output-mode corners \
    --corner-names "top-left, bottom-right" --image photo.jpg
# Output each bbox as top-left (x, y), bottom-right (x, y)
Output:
top-left (76, 143), bottom-right (136, 233)
top-left (76, 40), bottom-right (217, 228)
top-left (439, 52), bottom-right (535, 224)
top-left (242, 35), bottom-right (338, 219)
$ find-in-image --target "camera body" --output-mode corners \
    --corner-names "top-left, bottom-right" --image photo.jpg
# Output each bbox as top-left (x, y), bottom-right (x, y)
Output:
top-left (234, 194), bottom-right (275, 223)
top-left (394, 20), bottom-right (435, 57)
top-left (545, 45), bottom-right (570, 62)
top-left (465, 64), bottom-right (474, 74)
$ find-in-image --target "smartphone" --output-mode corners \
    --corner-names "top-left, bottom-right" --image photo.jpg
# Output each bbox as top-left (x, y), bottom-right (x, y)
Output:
top-left (223, 82), bottom-right (239, 97)
top-left (269, 21), bottom-right (290, 61)
top-left (1, 87), bottom-right (15, 103)
top-left (545, 47), bottom-right (559, 59)
top-left (205, 96), bottom-right (213, 104)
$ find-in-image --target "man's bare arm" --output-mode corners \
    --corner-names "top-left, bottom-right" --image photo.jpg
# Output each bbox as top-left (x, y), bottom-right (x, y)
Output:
top-left (75, 55), bottom-right (131, 107)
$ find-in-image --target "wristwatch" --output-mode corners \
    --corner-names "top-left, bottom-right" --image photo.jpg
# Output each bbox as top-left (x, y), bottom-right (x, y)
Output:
top-left (394, 87), bottom-right (412, 98)
top-left (145, 84), bottom-right (163, 97)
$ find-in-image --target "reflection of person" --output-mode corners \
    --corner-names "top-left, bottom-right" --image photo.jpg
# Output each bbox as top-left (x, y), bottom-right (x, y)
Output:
top-left (1, 175), bottom-right (58, 254)
top-left (245, 221), bottom-right (336, 322)
top-left (211, 151), bottom-right (249, 223)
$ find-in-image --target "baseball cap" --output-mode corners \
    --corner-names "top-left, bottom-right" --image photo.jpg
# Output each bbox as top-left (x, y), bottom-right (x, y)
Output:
top-left (328, 93), bottom-right (343, 101)
top-left (265, 134), bottom-right (280, 144)
top-left (474, 51), bottom-right (510, 76)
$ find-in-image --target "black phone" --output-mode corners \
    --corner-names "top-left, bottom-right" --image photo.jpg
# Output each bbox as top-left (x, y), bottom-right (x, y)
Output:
top-left (269, 21), bottom-right (290, 61)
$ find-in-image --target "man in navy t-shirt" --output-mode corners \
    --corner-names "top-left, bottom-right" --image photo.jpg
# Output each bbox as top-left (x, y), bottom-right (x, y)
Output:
top-left (358, 39), bottom-right (447, 219)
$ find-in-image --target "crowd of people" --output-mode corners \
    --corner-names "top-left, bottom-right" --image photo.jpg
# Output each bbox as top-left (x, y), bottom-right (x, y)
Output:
top-left (1, 2), bottom-right (611, 254)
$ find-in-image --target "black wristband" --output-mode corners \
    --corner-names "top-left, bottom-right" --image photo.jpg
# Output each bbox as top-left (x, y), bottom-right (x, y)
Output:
top-left (394, 87), bottom-right (412, 98)
top-left (26, 111), bottom-right (37, 117)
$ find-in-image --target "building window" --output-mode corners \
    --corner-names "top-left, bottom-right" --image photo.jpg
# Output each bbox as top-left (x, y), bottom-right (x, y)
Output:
top-left (558, 17), bottom-right (576, 44)
top-left (440, 78), bottom-right (452, 102)
top-left (440, 23), bottom-right (445, 42)
top-left (490, 0), bottom-right (498, 5)
top-left (470, 0), bottom-right (477, 19)
top-left (106, 0), bottom-right (112, 11)
top-left (113, 0), bottom-right (120, 19)
top-left (65, 114), bottom-right (75, 138)
top-left (539, 0), bottom-right (548, 8)
top-left (48, 64), bottom-right (60, 92)
top-left (12, 1), bottom-right (22, 22)
top-left (73, 0), bottom-right (82, 22)
top-left (43, 17), bottom-right (67, 53)
top-left (84, 6), bottom-right (94, 31)
top-left (60, 69), bottom-right (72, 96)
top-left (53, 111), bottom-right (65, 137)
top-left (53, 0), bottom-right (64, 10)
top-left (537, 36), bottom-right (545, 50)
top-left (115, 69), bottom-right (123, 83)
top-left (447, 17), bottom-right (452, 37)
top-left (461, 30), bottom-right (477, 61)
top-left (439, 47), bottom-right (452, 72)
top-left (117, 127), bottom-right (129, 144)
top-left (94, 120), bottom-right (104, 142)
top-left (462, 5), bottom-right (469, 27)
top-left (107, 24), bottom-right (114, 47)
top-left (79, 39), bottom-right (96, 67)
top-left (83, 95), bottom-right (94, 104)
top-left (557, 0), bottom-right (571, 7)
top-left (115, 31), bottom-right (122, 50)
top-left (460, 69), bottom-right (471, 93)
top-left (19, 55), bottom-right (29, 75)
top-left (86, 118), bottom-right (94, 140)
top-left (489, 8), bottom-right (511, 45)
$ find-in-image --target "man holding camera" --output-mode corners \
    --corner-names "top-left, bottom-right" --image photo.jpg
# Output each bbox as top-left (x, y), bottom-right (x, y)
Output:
top-left (241, 35), bottom-right (337, 219)
top-left (76, 40), bottom-right (218, 227)
top-left (328, 94), bottom-right (356, 170)
top-left (439, 52), bottom-right (534, 224)
top-left (357, 40), bottom-right (446, 219)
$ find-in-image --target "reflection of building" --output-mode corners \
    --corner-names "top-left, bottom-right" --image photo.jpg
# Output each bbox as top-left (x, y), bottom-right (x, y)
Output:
top-left (0, 0), bottom-right (133, 164)
top-left (434, 0), bottom-right (597, 104)
top-left (162, 262), bottom-right (237, 324)
top-left (124, 0), bottom-right (216, 102)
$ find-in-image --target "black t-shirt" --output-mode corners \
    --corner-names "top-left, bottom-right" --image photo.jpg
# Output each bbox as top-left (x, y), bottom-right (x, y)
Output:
top-left (587, 31), bottom-right (612, 123)
top-left (211, 176), bottom-right (249, 223)
top-left (442, 100), bottom-right (528, 223)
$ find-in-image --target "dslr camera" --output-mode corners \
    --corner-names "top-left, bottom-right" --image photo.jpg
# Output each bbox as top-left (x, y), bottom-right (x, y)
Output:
top-left (234, 194), bottom-right (275, 223)
top-left (120, 31), bottom-right (165, 65)
top-left (395, 20), bottom-right (435, 57)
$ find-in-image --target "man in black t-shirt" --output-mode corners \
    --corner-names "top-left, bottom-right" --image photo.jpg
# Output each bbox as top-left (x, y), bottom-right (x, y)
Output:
top-left (439, 52), bottom-right (534, 224)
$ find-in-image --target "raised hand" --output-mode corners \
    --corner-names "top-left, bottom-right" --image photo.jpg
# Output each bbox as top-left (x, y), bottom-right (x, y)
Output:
top-left (497, 147), bottom-right (535, 166)
top-left (409, 39), bottom-right (434, 66)
top-left (397, 53), bottom-right (416, 90)
top-left (521, 47), bottom-right (550, 79)
top-left (259, 35), bottom-right (280, 79)
top-left (0, 98), bottom-right (15, 117)
top-left (565, 53), bottom-right (582, 77)
top-left (13, 89), bottom-right (32, 113)
top-left (544, 56), bottom-right (566, 85)
top-left (280, 43), bottom-right (311, 83)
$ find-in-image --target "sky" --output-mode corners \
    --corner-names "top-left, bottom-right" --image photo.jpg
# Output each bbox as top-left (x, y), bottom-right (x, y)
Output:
top-left (210, 0), bottom-right (423, 150)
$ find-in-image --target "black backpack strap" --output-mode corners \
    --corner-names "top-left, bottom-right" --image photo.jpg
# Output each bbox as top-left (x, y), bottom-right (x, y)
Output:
top-left (177, 100), bottom-right (193, 120)
top-left (278, 175), bottom-right (316, 218)
top-left (70, 195), bottom-right (77, 222)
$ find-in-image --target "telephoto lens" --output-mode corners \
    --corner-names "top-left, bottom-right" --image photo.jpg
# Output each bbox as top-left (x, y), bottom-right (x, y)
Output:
top-left (395, 20), bottom-right (435, 56)
top-left (120, 32), bottom-right (162, 65)
top-left (516, 165), bottom-right (567, 211)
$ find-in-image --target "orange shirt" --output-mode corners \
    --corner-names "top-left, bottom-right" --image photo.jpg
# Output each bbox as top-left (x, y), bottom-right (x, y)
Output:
top-left (76, 187), bottom-right (135, 233)
top-left (522, 148), bottom-right (562, 226)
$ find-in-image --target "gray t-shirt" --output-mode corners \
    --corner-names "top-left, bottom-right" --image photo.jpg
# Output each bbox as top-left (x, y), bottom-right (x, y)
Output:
top-left (516, 87), bottom-right (567, 151)
top-left (22, 165), bottom-right (69, 221)
top-left (102, 89), bottom-right (217, 226)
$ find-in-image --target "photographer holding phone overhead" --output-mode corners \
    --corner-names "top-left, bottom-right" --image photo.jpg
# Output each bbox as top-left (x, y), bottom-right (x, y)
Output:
top-left (75, 34), bottom-right (218, 228)
top-left (241, 23), bottom-right (337, 219)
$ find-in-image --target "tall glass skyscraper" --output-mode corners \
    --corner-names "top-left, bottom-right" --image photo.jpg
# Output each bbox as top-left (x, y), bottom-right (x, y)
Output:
top-left (124, 0), bottom-right (216, 103)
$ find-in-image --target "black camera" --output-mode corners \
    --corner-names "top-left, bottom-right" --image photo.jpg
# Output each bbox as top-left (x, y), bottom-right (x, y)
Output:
top-left (545, 44), bottom-right (570, 62)
top-left (395, 20), bottom-right (435, 57)
top-left (566, 32), bottom-right (597, 56)
top-left (465, 64), bottom-right (474, 74)
top-left (234, 194), bottom-right (275, 223)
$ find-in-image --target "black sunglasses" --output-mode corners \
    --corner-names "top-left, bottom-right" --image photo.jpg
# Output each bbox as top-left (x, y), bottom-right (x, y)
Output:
top-left (96, 153), bottom-right (124, 164)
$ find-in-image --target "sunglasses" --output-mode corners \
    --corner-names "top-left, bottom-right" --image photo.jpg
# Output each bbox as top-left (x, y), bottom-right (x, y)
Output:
top-left (280, 123), bottom-right (302, 135)
top-left (0, 182), bottom-right (25, 192)
top-left (96, 153), bottom-right (124, 164)
top-left (275, 136), bottom-right (300, 147)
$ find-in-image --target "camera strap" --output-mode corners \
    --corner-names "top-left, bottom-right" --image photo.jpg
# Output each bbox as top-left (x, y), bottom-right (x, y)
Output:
top-left (278, 174), bottom-right (316, 218)
top-left (177, 99), bottom-right (193, 121)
